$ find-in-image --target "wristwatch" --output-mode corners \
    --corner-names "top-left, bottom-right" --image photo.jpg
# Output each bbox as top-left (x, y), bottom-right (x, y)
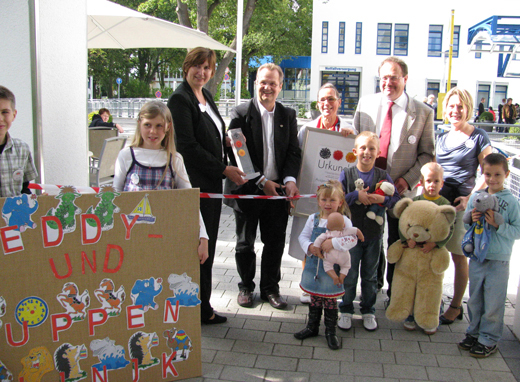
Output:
top-left (257, 176), bottom-right (268, 190)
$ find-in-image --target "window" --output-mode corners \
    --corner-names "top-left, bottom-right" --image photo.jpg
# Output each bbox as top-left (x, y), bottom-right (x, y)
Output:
top-left (322, 22), bottom-right (328, 53)
top-left (281, 68), bottom-right (310, 100)
top-left (494, 84), bottom-right (508, 109)
top-left (338, 22), bottom-right (345, 54)
top-left (427, 82), bottom-right (440, 101)
top-left (394, 24), bottom-right (409, 56)
top-left (477, 84), bottom-right (490, 112)
top-left (321, 71), bottom-right (360, 115)
top-left (355, 22), bottom-right (362, 54)
top-left (428, 25), bottom-right (443, 57)
top-left (452, 25), bottom-right (460, 58)
top-left (377, 23), bottom-right (392, 55)
top-left (427, 80), bottom-right (456, 97)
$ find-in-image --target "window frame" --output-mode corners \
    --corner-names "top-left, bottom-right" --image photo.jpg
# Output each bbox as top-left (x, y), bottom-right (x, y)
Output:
top-left (428, 24), bottom-right (443, 57)
top-left (355, 22), bottom-right (362, 54)
top-left (322, 21), bottom-right (329, 53)
top-left (377, 23), bottom-right (392, 55)
top-left (393, 23), bottom-right (409, 56)
top-left (338, 22), bottom-right (345, 54)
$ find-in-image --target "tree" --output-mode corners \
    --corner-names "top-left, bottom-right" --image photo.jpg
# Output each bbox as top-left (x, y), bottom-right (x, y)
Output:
top-left (174, 0), bottom-right (312, 96)
top-left (88, 0), bottom-right (312, 98)
top-left (175, 0), bottom-right (257, 96)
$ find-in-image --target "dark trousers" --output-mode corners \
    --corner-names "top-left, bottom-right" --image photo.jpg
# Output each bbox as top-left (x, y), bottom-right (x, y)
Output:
top-left (384, 212), bottom-right (401, 298)
top-left (199, 198), bottom-right (222, 321)
top-left (234, 199), bottom-right (289, 296)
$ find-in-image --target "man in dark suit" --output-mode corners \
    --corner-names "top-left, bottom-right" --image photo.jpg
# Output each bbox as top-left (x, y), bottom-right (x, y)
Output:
top-left (224, 63), bottom-right (301, 309)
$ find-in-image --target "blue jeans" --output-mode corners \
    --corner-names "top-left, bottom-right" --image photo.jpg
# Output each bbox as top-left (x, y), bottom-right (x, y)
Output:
top-left (339, 238), bottom-right (381, 315)
top-left (467, 259), bottom-right (509, 347)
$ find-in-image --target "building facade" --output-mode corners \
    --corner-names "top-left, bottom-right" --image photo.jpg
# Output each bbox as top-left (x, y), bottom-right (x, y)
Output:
top-left (311, 0), bottom-right (520, 116)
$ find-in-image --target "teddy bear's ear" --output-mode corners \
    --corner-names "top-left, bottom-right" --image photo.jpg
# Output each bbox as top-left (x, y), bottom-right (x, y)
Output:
top-left (393, 198), bottom-right (413, 218)
top-left (438, 205), bottom-right (456, 225)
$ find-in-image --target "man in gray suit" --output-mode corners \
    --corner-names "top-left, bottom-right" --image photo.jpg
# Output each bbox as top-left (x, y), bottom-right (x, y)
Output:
top-left (353, 56), bottom-right (435, 300)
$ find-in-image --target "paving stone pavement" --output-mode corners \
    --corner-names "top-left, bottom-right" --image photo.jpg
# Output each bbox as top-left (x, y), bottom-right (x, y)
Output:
top-left (183, 205), bottom-right (520, 382)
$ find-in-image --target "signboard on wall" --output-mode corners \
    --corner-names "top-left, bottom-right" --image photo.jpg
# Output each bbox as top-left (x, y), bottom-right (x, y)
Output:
top-left (0, 187), bottom-right (202, 382)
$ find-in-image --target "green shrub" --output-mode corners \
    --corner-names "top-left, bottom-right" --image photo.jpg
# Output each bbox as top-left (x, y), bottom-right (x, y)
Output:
top-left (508, 125), bottom-right (520, 140)
top-left (298, 104), bottom-right (307, 118)
top-left (310, 101), bottom-right (318, 110)
top-left (124, 79), bottom-right (151, 98)
top-left (478, 111), bottom-right (494, 122)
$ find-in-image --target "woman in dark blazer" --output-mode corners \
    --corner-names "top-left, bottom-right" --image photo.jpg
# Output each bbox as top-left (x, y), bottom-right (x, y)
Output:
top-left (167, 47), bottom-right (245, 324)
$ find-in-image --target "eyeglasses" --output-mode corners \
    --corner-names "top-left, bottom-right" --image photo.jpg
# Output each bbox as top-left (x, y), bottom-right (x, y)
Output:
top-left (319, 97), bottom-right (338, 103)
top-left (381, 76), bottom-right (403, 83)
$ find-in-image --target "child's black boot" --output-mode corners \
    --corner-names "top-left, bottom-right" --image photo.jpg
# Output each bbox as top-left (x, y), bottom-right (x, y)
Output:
top-left (294, 305), bottom-right (322, 340)
top-left (324, 308), bottom-right (341, 350)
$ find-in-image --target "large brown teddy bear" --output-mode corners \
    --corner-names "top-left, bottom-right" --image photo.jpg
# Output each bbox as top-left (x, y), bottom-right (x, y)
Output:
top-left (386, 198), bottom-right (456, 334)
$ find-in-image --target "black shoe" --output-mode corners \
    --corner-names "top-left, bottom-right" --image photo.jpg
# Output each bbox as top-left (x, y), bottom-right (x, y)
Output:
top-left (458, 334), bottom-right (477, 351)
top-left (237, 290), bottom-right (253, 308)
top-left (294, 305), bottom-right (322, 340)
top-left (469, 341), bottom-right (498, 358)
top-left (294, 327), bottom-right (319, 340)
top-left (202, 313), bottom-right (227, 325)
top-left (439, 305), bottom-right (463, 325)
top-left (261, 293), bottom-right (287, 309)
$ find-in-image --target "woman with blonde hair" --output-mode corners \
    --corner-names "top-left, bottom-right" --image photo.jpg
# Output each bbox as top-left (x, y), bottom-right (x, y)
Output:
top-left (436, 87), bottom-right (492, 324)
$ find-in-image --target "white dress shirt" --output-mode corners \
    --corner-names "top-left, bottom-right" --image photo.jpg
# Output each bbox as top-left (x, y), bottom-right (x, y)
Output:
top-left (376, 92), bottom-right (408, 173)
top-left (256, 99), bottom-right (279, 181)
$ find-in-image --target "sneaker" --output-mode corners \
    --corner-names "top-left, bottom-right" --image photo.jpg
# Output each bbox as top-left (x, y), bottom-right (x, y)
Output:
top-left (337, 313), bottom-right (352, 331)
top-left (469, 342), bottom-right (498, 358)
top-left (362, 314), bottom-right (378, 331)
top-left (300, 292), bottom-right (311, 304)
top-left (458, 334), bottom-right (478, 351)
top-left (403, 316), bottom-right (416, 331)
top-left (383, 298), bottom-right (390, 310)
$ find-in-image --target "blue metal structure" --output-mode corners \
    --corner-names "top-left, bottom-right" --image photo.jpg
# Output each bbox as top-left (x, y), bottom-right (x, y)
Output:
top-left (467, 16), bottom-right (520, 77)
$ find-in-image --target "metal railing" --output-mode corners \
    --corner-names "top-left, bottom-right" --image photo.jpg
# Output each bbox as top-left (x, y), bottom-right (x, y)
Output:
top-left (88, 98), bottom-right (312, 119)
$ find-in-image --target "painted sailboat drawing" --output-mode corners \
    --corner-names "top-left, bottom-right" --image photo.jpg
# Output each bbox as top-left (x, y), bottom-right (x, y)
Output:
top-left (128, 194), bottom-right (156, 224)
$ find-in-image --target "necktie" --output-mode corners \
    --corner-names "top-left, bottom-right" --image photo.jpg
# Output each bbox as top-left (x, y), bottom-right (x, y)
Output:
top-left (376, 101), bottom-right (394, 170)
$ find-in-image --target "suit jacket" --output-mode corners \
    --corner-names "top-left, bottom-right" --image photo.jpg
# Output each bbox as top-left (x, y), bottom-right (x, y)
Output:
top-left (167, 81), bottom-right (227, 193)
top-left (224, 99), bottom-right (301, 211)
top-left (353, 93), bottom-right (435, 189)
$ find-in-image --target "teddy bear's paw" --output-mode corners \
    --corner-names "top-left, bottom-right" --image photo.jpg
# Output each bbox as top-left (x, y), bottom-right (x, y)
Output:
top-left (375, 216), bottom-right (384, 225)
top-left (366, 211), bottom-right (376, 220)
top-left (415, 317), bottom-right (440, 332)
top-left (430, 252), bottom-right (450, 274)
top-left (385, 306), bottom-right (410, 322)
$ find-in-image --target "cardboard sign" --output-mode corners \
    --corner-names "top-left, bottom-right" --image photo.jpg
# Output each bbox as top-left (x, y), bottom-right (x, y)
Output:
top-left (0, 187), bottom-right (201, 382)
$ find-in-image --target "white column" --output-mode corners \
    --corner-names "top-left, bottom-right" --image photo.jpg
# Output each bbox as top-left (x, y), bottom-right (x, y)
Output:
top-left (36, 0), bottom-right (88, 186)
top-left (0, 0), bottom-right (88, 188)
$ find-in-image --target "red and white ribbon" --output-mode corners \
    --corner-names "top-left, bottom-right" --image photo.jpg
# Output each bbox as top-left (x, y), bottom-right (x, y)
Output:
top-left (29, 183), bottom-right (316, 200)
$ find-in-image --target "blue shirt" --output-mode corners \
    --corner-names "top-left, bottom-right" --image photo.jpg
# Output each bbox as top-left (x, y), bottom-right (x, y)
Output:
top-left (436, 128), bottom-right (491, 196)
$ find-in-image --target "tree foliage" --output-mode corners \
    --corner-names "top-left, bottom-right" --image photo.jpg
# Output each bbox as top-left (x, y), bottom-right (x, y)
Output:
top-left (88, 0), bottom-right (312, 99)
